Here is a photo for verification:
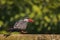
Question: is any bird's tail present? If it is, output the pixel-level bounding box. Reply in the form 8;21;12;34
4;33;11;38
4;28;13;38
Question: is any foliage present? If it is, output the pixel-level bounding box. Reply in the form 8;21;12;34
0;0;60;34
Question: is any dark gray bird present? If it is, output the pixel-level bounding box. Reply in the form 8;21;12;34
4;18;34;37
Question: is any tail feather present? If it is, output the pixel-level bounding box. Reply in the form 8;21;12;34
4;28;14;38
4;33;11;38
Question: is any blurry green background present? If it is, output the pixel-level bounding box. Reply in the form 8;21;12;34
0;0;60;34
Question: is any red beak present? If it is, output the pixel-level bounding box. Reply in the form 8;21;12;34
28;19;34;22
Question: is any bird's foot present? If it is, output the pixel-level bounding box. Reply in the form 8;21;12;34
21;31;27;34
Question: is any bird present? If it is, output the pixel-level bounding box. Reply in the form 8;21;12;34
4;18;34;37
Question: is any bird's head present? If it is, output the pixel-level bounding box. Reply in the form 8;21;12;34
24;18;34;23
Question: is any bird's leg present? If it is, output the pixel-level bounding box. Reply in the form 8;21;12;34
21;30;27;34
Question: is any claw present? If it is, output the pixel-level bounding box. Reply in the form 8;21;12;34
21;31;27;33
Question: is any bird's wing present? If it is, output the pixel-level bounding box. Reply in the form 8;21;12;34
13;20;28;30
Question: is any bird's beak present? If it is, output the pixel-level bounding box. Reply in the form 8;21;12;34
28;19;34;22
